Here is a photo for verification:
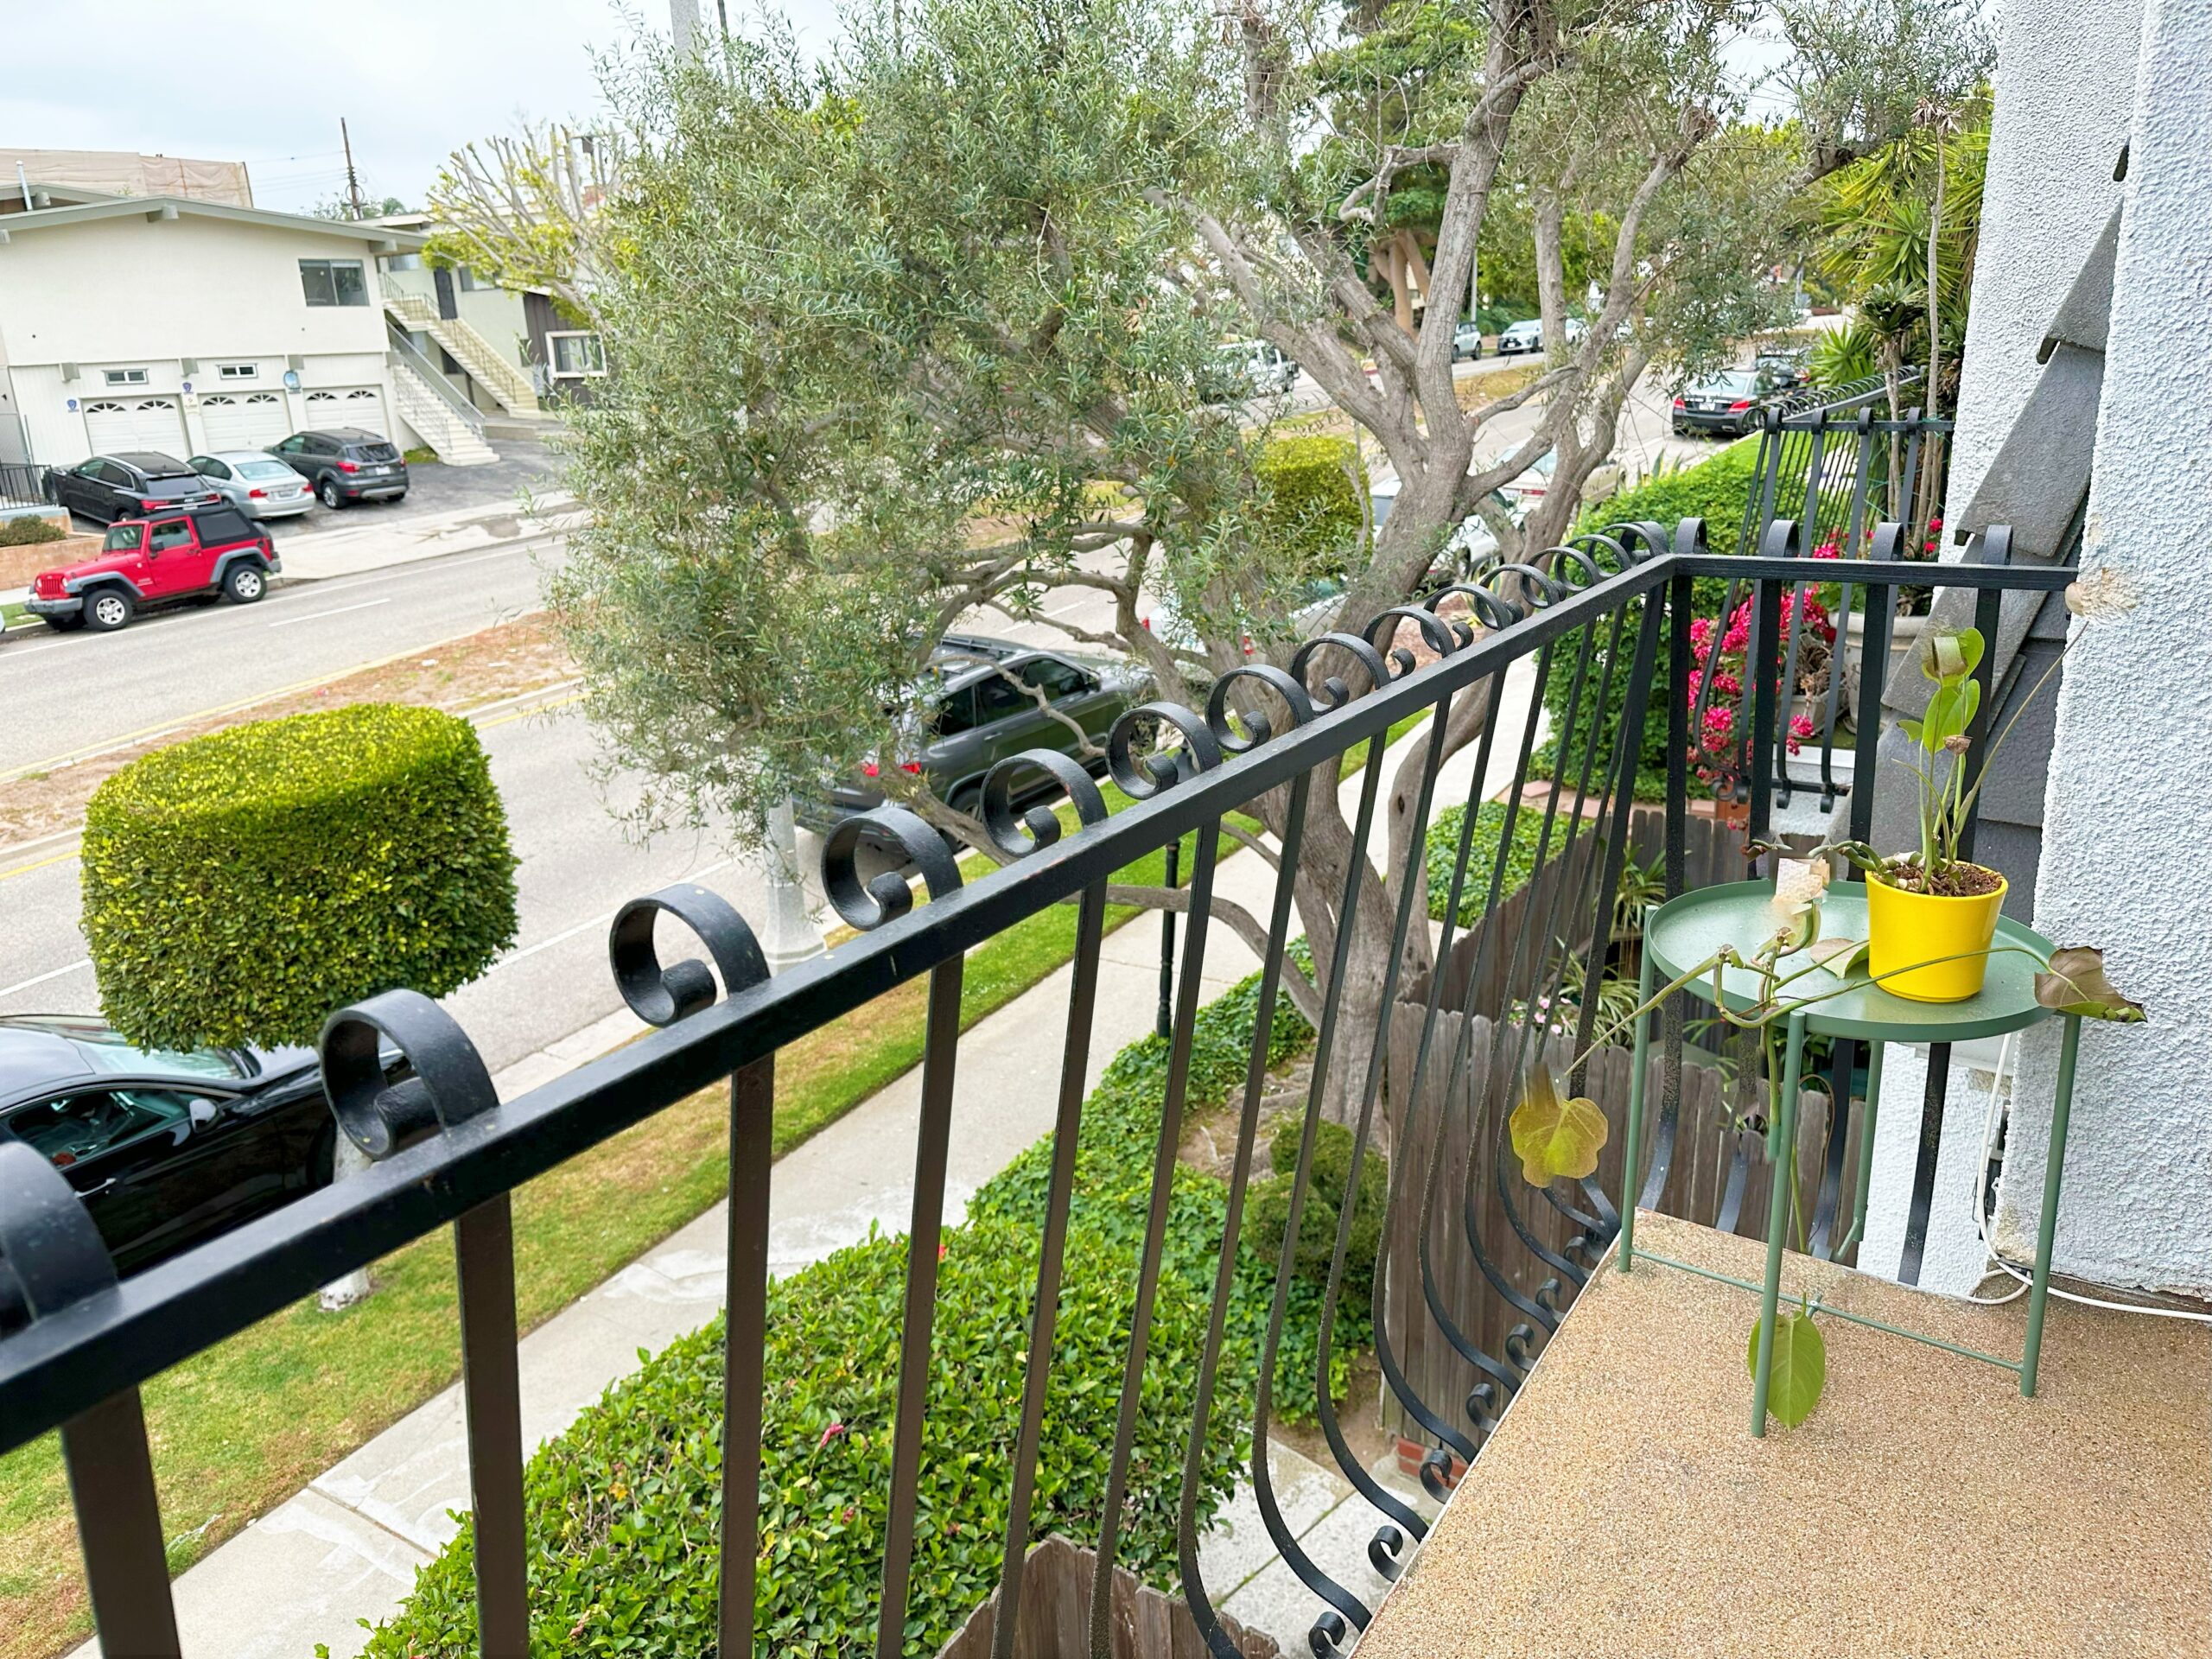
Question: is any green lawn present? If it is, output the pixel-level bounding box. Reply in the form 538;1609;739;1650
0;709;1435;1659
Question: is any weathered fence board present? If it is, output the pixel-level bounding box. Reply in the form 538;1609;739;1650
936;1535;1279;1659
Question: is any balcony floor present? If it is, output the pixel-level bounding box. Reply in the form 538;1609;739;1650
1357;1212;2210;1657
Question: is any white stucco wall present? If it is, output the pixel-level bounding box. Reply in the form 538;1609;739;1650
0;213;402;464
1942;0;2144;524
1858;0;2152;1295
1996;0;2212;1296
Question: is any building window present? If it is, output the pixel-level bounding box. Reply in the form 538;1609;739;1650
299;258;369;308
386;252;424;271
216;363;257;381
548;331;607;377
457;265;481;291
102;367;149;387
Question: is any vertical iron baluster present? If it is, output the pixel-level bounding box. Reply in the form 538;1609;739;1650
1849;524;1904;846
876;951;966;1659
1898;1041;1952;1286
1898;406;1928;544
454;1194;529;1659
1775;432;1821;811
1745;525;1796;847
1178;778;1312;1657
1243;732;1398;1653
1818;410;1882;809
1090;818;1224;1658
60;1390;183;1659
1316;689;1469;1551
1808;1037;1857;1260
1956;566;2007;864
1648;562;1696;1211
718;1055;774;1659
992;881;1109;1658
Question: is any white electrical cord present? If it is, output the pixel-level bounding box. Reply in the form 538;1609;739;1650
1964;1032;2212;1324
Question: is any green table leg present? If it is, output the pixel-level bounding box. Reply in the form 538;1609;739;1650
1751;1010;1807;1437
1842;1039;1884;1258
2020;1015;2081;1398
1620;923;1656;1274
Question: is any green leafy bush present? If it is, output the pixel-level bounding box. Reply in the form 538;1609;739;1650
81;702;518;1048
1423;800;1552;925
1240;1120;1389;1306
365;949;1333;1658
1530;444;1766;799
0;514;67;547
1255;434;1363;562
361;1214;1240;1658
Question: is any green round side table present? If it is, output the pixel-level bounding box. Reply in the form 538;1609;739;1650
1616;880;2082;1437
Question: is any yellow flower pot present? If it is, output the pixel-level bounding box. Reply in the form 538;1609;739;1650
1866;870;2008;1001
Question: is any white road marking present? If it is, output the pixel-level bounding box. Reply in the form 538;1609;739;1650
266;598;392;629
0;958;92;1001
484;856;742;971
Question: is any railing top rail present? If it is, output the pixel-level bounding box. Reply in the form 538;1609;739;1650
386;324;488;434
0;536;2073;1449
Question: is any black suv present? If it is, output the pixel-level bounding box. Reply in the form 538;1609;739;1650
269;427;410;509
42;452;220;524
798;634;1146;830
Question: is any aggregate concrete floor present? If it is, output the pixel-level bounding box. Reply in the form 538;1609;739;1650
1357;1211;2211;1658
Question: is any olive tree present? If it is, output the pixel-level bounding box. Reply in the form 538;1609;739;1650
545;0;1982;1121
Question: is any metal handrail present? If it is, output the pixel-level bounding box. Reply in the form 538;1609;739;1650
385;324;486;435
384;293;537;410
0;526;2075;1659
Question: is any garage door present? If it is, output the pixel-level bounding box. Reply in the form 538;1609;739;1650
303;386;391;442
83;397;188;456
198;391;289;449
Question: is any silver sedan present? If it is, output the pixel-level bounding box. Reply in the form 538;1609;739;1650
188;450;316;519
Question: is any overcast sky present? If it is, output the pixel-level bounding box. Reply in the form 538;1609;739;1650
9;1;843;216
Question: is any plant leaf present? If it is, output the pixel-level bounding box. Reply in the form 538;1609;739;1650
1807;937;1869;976
2033;945;2145;1023
1747;1308;1827;1428
1510;1064;1609;1187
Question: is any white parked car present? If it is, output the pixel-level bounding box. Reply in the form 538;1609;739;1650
1212;339;1300;398
1496;317;1587;355
1452;321;1484;359
189;451;315;520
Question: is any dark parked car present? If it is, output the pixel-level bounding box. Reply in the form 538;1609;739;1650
798;634;1145;830
269;427;409;509
0;1015;338;1275
42;452;220;524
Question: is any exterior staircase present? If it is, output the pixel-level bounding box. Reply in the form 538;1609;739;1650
383;292;542;415
388;346;499;467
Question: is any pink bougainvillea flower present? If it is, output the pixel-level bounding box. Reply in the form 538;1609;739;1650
818;1422;847;1451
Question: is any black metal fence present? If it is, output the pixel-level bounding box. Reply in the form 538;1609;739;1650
0;520;2070;1659
0;461;50;511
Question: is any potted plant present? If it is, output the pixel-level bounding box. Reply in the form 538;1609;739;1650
1827;620;2063;1000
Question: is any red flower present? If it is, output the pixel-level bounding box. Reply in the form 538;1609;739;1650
818;1422;846;1451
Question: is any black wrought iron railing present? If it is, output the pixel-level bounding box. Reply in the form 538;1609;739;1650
0;519;2071;1659
0;461;49;511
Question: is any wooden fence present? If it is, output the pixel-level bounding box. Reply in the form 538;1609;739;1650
936;1535;1279;1659
1375;805;1866;1446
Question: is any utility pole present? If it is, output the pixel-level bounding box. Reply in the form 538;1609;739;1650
670;0;700;52
340;118;365;219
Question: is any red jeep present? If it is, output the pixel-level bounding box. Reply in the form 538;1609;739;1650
24;505;281;633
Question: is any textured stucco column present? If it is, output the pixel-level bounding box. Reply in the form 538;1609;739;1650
1855;0;2146;1292
1994;0;2212;1296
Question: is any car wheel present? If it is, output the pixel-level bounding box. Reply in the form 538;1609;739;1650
224;563;268;604
318;477;345;509
85;588;136;632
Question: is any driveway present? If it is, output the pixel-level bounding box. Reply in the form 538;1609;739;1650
263;435;564;543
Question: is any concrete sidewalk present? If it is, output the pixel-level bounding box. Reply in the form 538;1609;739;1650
77;676;1537;1659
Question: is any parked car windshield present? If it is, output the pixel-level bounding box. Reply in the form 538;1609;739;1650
348;442;401;462
1693;370;1760;397
236;460;295;480
0;1015;245;1082
102;524;145;552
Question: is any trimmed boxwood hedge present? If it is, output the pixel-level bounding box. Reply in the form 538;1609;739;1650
363;946;1350;1657
81;702;518;1049
1255;434;1364;559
